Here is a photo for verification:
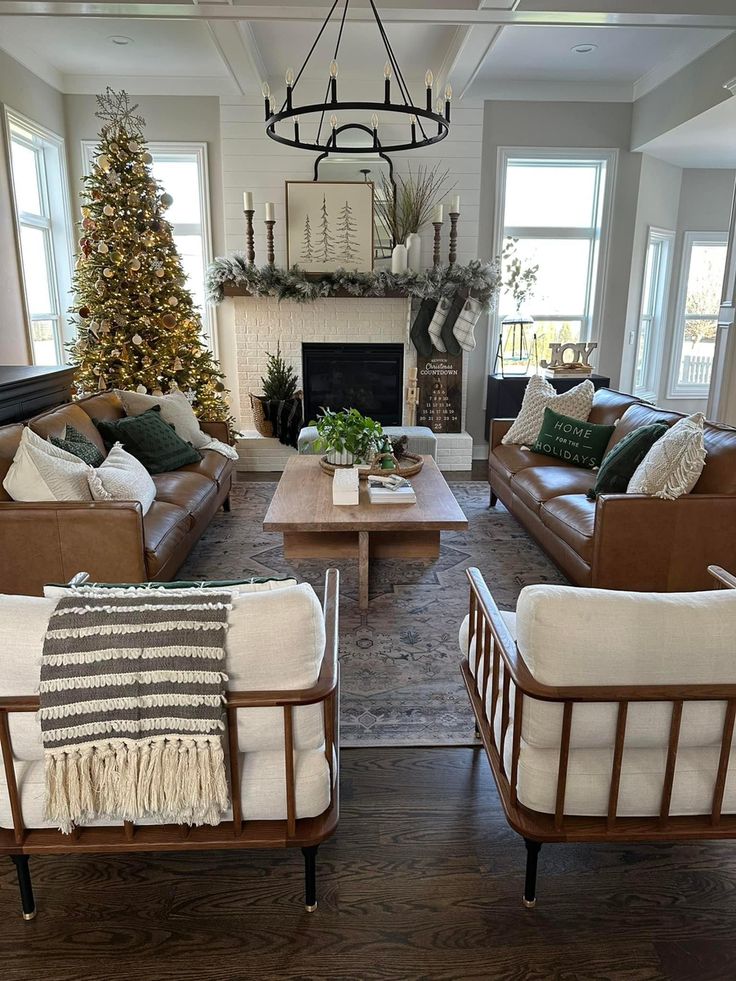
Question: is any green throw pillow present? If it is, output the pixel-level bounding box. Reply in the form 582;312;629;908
95;405;201;474
587;423;668;500
49;424;105;467
532;407;614;470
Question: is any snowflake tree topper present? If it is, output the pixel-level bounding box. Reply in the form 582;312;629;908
94;88;145;135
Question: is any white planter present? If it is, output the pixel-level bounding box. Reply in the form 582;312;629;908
405;232;422;273
326;448;355;466
391;243;408;274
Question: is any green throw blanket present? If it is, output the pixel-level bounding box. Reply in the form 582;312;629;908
39;589;232;834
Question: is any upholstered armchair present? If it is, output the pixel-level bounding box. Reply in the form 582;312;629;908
460;565;736;907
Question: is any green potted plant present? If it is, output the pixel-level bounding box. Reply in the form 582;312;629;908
309;407;384;466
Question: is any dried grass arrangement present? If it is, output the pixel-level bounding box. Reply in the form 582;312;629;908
374;164;455;245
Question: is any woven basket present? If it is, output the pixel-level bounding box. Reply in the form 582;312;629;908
249;393;273;438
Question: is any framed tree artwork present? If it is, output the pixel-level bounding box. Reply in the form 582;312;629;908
286;181;374;273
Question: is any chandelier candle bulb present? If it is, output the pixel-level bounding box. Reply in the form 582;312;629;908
330;59;338;102
262;81;271;120
384;61;392;102
293;115;300;142
410;114;417;143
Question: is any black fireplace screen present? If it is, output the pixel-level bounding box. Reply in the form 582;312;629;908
302;342;404;426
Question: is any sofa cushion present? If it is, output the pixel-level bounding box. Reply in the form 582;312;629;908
606;402;683;454
531;407;614;470
502;375;595;446
143;500;192;574
151;470;218;518
539;494;596;563
512;467;596;513
628;412;706;499
75;391;126;424
694;421;736;495
587;388;645;427
95;406;202;474
179;448;232;488
49;424;106;467
0;424;24;500
29;402;107;455
490;443;572;481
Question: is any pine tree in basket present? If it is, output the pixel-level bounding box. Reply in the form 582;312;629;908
68;88;231;423
261;344;298;402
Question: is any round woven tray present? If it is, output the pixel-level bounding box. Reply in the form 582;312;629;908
319;452;424;479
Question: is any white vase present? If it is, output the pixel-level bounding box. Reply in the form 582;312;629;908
405;232;422;273
327;448;355;466
391;244;408;274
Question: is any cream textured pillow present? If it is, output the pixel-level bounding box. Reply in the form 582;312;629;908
116;388;238;460
86;442;156;514
627;412;706;499
2;427;93;502
502;375;595;446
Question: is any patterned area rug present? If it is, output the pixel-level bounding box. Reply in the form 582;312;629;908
179;480;567;746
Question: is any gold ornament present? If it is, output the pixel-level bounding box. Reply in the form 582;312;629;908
130;257;141;271
142;152;153;164
103;204;114;217
152;388;164;397
155;267;165;278
113;218;125;232
160;193;174;208
161;313;176;329
140;294;152;308
168;296;178;307
136;383;147;395
132;333;143;345
128;139;139;152
98;154;111;172
97;242;109;254
127;191;138;206
103;267;115;278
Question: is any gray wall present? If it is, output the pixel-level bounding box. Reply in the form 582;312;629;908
0;49;68;364
476;100;642;444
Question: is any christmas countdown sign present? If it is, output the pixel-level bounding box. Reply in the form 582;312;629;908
417;353;462;433
285;181;374;274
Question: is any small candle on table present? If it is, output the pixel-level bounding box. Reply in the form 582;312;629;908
243;191;253;211
433;204;443;224
265;202;275;221
451;195;461;214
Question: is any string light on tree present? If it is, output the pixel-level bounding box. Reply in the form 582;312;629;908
68;87;232;425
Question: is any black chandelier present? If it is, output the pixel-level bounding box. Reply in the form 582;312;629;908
263;0;451;155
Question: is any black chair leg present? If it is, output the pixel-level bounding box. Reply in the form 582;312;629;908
302;845;319;912
223;495;232;513
11;856;36;921
523;838;542;908
489;488;497;508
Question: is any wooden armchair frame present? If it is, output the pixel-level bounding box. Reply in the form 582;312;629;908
0;569;340;919
461;565;736;908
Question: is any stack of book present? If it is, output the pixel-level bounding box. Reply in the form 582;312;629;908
367;474;416;505
544;363;593;378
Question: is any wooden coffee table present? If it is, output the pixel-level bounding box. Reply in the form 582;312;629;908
264;455;468;609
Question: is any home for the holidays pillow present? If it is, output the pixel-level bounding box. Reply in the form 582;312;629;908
532;408;614;469
627;412;706;499
502;375;595;446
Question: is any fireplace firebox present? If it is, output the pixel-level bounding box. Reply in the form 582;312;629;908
302;343;404;426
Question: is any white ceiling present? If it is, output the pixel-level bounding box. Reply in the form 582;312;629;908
641;96;736;169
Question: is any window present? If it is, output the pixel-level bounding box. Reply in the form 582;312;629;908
496;151;615;363
81;141;215;349
669;232;728;397
6;111;73;365
634;228;674;401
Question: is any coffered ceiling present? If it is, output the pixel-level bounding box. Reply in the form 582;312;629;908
0;1;733;103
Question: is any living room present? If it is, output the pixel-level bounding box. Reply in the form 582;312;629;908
1;2;736;979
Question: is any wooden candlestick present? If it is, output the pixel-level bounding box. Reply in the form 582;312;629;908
432;222;443;268
265;220;276;266
244;209;255;264
448;211;459;265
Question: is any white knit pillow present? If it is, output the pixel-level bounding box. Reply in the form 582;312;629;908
87;443;156;514
627;412;706;499
502;375;595;446
2;427;93;502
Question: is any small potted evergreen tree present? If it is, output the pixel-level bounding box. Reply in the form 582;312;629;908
250;344;303;446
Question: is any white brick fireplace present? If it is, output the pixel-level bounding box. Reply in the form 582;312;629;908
222;293;473;470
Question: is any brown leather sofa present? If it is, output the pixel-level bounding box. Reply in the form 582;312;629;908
489;387;736;592
0;392;234;595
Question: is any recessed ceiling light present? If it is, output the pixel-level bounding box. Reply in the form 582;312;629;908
571;43;597;54
108;35;133;46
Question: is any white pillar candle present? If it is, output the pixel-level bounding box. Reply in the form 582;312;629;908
451;195;461;213
243;191;253;211
433;204;443;223
391;243;408;274
265;201;275;221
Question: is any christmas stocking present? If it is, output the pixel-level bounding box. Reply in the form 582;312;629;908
428;296;451;352
452;295;484;352
439;292;467;356
409;297;438;358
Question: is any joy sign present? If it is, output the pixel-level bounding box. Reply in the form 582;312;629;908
540;342;598;369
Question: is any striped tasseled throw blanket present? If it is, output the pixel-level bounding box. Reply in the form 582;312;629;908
39;589;232;834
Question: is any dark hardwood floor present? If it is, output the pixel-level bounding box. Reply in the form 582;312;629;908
2;747;735;980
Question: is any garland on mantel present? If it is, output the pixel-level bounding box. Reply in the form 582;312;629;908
206;254;502;309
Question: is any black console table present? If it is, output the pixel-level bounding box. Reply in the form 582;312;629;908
0;365;75;425
485;372;611;441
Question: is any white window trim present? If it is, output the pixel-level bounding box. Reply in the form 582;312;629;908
5;106;74;365
80;139;217;354
634;226;675;403
489;146;618;375
667;230;728;400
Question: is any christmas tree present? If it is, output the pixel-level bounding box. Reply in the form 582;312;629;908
69;88;231;423
336;200;358;261
318;194;334;262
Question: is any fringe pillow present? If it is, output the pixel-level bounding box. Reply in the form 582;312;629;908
627;412;706;499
